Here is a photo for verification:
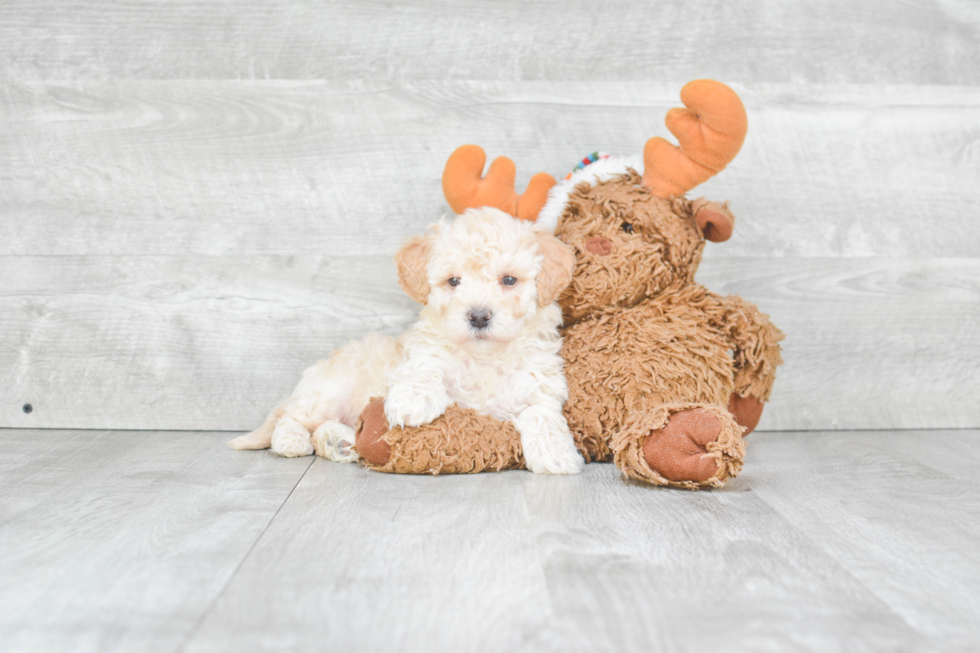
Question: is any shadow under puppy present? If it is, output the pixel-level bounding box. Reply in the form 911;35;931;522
229;207;583;474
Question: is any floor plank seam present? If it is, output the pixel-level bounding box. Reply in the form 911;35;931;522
752;491;929;640
173;454;317;653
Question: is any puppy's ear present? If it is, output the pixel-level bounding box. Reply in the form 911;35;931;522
395;235;433;304
535;232;577;308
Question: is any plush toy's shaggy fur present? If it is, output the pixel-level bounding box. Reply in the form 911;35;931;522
552;170;782;487
357;400;525;475
356;79;785;489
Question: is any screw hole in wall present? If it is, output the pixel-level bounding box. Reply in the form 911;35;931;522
23;403;33;414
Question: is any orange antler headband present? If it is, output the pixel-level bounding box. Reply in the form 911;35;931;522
442;145;556;222
643;80;748;199
443;81;746;219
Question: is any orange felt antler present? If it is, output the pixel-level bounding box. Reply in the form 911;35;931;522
442;145;556;221
643;80;748;199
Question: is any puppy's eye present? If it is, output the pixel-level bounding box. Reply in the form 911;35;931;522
502;276;517;286
621;222;634;234
448;277;460;287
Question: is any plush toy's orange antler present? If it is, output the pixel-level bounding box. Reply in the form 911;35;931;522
442;145;556;221
643;80;748;199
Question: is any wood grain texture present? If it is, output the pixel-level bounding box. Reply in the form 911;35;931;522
747;430;980;650
4;256;977;431
521;462;925;652
2;81;978;258
0;253;417;430
0;1;977;84
696;257;980;431
2;429;978;652
181;430;978;653
1;1;979;434
0;429;313;653
2;3;978;651
184;460;555;653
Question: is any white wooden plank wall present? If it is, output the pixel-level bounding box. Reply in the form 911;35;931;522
1;1;978;431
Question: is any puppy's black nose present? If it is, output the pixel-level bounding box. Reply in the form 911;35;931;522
468;308;492;329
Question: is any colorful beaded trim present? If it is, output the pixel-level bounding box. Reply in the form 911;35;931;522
565;151;610;179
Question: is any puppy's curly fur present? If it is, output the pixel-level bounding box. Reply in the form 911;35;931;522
229;208;583;474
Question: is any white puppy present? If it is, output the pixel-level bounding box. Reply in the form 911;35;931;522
229;207;584;474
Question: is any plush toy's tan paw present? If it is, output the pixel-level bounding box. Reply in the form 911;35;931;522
612;403;745;489
355;398;391;466
728;393;764;435
642;409;724;483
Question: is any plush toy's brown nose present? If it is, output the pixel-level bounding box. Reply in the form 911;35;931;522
468;308;492;329
586;236;612;256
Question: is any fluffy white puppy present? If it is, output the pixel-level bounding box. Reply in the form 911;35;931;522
229;207;584;474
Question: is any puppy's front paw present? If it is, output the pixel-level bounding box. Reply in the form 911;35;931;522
523;438;585;475
385;381;451;428
516;406;584;475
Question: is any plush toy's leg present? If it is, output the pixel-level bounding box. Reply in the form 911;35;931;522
728;393;765;435
355;398;391;466
354;398;525;474
715;293;784;436
611;402;745;489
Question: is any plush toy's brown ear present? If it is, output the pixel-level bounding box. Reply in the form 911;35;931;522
394;235;433;304
691;199;735;243
535;232;577;308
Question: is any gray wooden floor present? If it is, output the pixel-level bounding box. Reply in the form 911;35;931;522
2;428;978;653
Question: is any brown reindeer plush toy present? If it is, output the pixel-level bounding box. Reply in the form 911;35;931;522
356;80;784;489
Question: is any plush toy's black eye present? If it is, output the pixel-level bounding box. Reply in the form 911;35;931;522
621;222;634;234
502;276;517;286
448;277;460;287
